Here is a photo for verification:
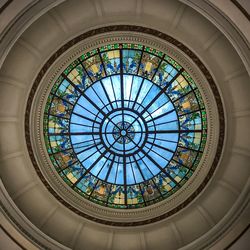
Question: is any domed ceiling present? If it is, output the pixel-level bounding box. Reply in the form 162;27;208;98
0;0;249;249
42;40;209;209
25;26;223;226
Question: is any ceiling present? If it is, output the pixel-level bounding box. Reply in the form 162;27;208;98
0;0;249;249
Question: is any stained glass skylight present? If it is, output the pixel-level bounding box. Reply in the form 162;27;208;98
43;43;207;209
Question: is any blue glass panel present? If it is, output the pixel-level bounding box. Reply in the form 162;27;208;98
107;163;118;183
137;79;152;103
116;164;124;184
45;44;208;209
111;75;121;102
126;163;135;185
130;76;143;102
123;75;133;100
132;163;144;183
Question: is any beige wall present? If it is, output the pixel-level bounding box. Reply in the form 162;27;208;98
0;1;249;249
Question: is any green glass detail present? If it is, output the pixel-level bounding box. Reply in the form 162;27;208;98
43;43;208;209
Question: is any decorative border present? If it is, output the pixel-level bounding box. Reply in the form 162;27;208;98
0;0;13;15
34;34;216;221
32;34;216;222
0;225;26;250
25;25;225;226
231;0;250;21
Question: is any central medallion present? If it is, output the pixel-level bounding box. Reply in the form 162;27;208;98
112;121;135;144
100;107;148;156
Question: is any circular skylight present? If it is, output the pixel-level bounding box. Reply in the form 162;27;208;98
44;43;207;209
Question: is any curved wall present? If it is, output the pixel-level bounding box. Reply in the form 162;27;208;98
0;0;249;249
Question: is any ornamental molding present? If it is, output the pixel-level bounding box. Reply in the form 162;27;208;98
26;26;224;226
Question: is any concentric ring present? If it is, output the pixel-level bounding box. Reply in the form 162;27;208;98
43;43;208;209
100;107;148;156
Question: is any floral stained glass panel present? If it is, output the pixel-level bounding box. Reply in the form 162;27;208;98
43;43;207;209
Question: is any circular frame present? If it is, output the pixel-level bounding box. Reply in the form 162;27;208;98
25;25;224;226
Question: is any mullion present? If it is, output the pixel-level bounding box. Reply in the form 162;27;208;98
52;92;74;106
46;113;70;121
78;59;94;84
120;45;124;109
90;85;111;112
148;136;178;144
97;48;108;77
128;157;137;184
59;80;80;96
72;146;106;187
72;137;100;147
138;156;164;198
147;129;202;134
132;155;146;181
48;131;121;136
49;140;98;156
129;156;147;206
146;140;175;154
140;68;184;116
120;48;125;128
131;78;145;110
100;79;114;110
76;102;102;119
150;54;165;81
88;154;112;198
58;159;79;173
72;135;122;187
172;157;192;170
178;145;203;153
136;46;145;75
123;155;127;205
173;88;197;103
143;99;171;120
147;119;178;128
75;141;102;156
140;148;180;187
128;75;134;107
105;184;113;206
144;144;172;162
114;157;121;185
104;154;116;182
179;108;205;117
136;83;154;112
146;109;175;123
72;111;101;125
88;179;101;199
48;132;100;136
110;76;118;109
122;136;127;204
73;141;99;150
101;129;201;135
70;122;99;129
62;73;107;117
